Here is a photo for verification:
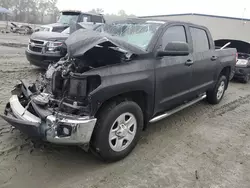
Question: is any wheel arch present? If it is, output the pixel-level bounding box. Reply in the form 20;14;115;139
94;90;152;130
219;66;231;89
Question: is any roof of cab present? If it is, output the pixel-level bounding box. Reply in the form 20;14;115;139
60;10;103;16
115;18;206;28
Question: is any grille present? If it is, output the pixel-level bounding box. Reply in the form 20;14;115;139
30;39;44;45
29;46;42;53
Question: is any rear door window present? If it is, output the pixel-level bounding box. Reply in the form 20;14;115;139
52;27;65;32
162;26;187;49
79;14;91;22
91;15;104;23
190;27;210;52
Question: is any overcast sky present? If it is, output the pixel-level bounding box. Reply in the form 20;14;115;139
57;0;250;19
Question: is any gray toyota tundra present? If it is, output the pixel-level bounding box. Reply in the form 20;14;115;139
1;19;237;162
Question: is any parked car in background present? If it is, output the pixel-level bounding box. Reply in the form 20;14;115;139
234;53;250;83
1;19;236;162
215;39;250;83
26;23;103;68
35;10;105;33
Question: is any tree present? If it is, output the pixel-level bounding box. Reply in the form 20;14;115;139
118;10;126;17
47;0;60;22
0;0;59;24
0;0;15;9
0;0;137;24
88;8;104;14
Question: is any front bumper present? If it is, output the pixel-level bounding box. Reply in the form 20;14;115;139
45;115;97;145
25;49;62;69
1;94;97;145
234;66;250;78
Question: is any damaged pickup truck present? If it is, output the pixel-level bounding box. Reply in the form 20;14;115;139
1;19;237;162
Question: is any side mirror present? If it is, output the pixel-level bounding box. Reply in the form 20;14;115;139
157;42;190;57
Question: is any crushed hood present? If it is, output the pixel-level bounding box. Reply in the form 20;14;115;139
65;29;147;58
30;31;69;41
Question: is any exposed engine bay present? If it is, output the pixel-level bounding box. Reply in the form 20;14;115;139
34;40;136;116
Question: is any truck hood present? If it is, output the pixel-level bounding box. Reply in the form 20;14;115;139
65;29;147;58
30;31;69;41
215;39;250;54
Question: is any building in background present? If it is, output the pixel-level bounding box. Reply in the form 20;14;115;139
140;13;250;42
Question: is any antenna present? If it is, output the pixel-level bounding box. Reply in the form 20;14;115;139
242;8;247;24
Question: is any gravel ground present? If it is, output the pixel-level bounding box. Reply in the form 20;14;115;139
0;37;250;188
0;33;29;47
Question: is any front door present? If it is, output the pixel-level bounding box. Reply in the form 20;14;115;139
154;25;193;114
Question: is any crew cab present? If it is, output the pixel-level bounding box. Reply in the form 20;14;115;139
1;19;236;162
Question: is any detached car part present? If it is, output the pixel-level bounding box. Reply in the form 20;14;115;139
10;22;33;35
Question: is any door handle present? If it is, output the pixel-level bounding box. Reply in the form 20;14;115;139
211;56;217;61
185;59;194;66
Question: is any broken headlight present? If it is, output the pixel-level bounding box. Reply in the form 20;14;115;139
236;59;250;66
67;73;87;99
46;41;63;52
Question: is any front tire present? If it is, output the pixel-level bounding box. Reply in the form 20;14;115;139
207;75;227;104
91;101;143;162
242;74;249;84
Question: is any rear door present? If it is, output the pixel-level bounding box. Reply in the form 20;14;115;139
188;26;217;95
154;24;193;114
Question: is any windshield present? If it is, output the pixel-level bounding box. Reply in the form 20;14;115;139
39;26;51;32
62;27;70;34
95;21;163;49
58;12;80;25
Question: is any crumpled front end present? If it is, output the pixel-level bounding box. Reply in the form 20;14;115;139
2;28;143;146
1;77;97;146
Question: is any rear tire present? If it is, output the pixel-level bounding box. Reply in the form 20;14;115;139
91;101;143;162
207;75;227;104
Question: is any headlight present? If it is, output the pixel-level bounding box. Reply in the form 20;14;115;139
236;59;249;66
46;41;63;52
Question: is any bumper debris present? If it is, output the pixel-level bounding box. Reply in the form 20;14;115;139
1;82;97;145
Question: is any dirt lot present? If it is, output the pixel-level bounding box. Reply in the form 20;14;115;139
0;33;28;47
0;35;250;188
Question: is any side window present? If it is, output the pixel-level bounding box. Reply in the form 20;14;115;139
190;27;209;52
162;26;187;49
79;14;91;22
52;27;65;32
91;15;104;23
